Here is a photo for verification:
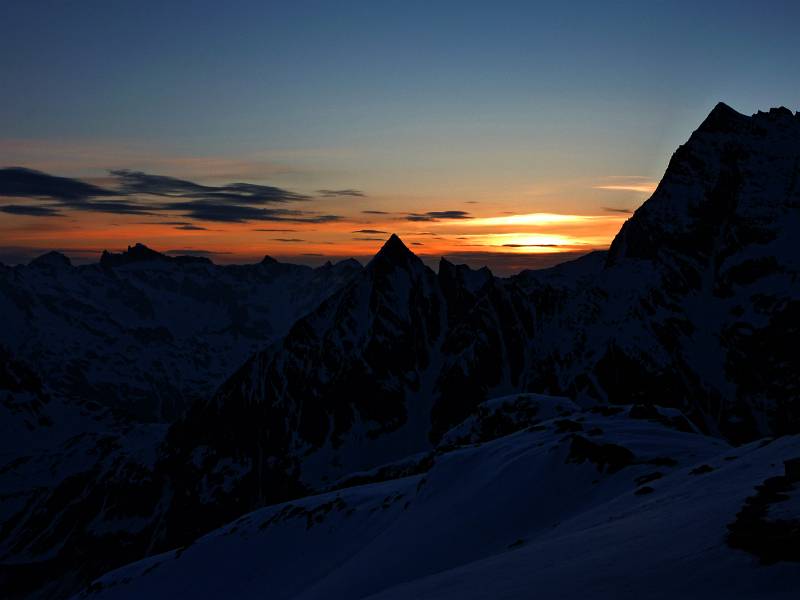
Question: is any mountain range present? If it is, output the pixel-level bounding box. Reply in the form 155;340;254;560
1;103;798;599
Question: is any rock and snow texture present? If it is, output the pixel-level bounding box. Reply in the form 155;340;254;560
521;103;800;441
0;245;361;420
81;401;800;600
1;104;799;599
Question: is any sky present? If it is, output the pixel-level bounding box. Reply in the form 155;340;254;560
1;0;798;274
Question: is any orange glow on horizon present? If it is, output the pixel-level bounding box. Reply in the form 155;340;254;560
0;207;630;265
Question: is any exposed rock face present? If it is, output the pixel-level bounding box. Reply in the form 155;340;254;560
524;103;800;442
0;245;362;421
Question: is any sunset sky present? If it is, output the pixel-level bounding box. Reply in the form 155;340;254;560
2;1;798;274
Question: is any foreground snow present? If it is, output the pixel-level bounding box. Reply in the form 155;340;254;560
80;402;800;599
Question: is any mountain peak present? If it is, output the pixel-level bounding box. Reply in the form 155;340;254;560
375;234;414;261
29;250;72;269
367;234;425;275
696;101;747;133
100;243;168;268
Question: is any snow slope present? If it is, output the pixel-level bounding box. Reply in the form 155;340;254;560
80;398;800;599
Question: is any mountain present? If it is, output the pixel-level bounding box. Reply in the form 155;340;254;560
522;103;800;442
141;233;540;555
0;245;361;421
79;395;800;600
152;104;800;546
1;103;799;599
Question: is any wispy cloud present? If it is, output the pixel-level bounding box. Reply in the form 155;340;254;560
593;176;657;194
462;213;599;227
1;204;64;216
602;206;633;214
352;229;387;234
406;210;472;222
501;243;562;248
111;169;309;204
0;167;120;201
1;167;346;224
164;248;232;256
316;189;365;197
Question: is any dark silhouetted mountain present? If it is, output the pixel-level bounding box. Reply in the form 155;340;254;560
2;104;800;599
523;102;800;441
28;250;72;269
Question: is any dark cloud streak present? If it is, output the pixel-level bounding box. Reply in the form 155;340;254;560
405;210;472;222
317;189;365;197
1;167;345;224
111;170;308;204
1;204;64;216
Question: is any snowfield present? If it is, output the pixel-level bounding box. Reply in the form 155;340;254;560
80;400;800;599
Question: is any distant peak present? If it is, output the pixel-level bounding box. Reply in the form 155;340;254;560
261;255;278;265
29;250;72;269
369;234;421;271
100;243;168;268
378;234;411;257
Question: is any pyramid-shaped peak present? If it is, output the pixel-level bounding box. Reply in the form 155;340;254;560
367;234;424;273
376;234;414;260
696;102;747;134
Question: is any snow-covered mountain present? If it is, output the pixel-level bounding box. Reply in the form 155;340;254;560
0;245;361;420
79;395;800;600
1;103;799;599
522;103;800;442
151;105;800;543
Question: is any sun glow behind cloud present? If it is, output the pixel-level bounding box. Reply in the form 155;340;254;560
460;212;601;227
0;166;639;269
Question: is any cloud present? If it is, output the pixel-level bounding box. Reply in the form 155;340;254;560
316;189;365;197
273;238;305;242
405;210;472;222
362;210;389;215
174;224;208;230
353;237;384;241
593;176;657;194
501;243;561;248
602;206;633;214
164;249;232;256
0;167;119;201
164;202;342;223
594;184;657;193
2;167;338;224
1;204;63;216
253;228;298;232
61;199;158;215
352;229;387;234
0;167;350;225
111;170;309;204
